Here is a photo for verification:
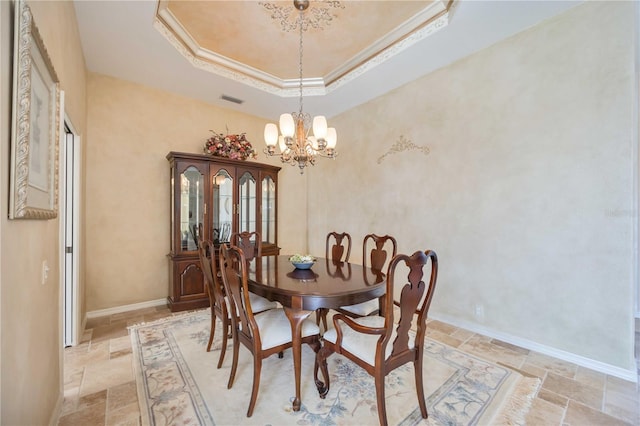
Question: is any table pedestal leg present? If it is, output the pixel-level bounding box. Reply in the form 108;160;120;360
283;307;311;412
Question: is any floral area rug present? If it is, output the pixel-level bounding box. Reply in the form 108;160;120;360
129;310;540;426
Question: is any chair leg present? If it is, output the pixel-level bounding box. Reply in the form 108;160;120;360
217;316;229;369
315;308;329;332
227;328;240;389
414;358;428;419
314;345;331;398
374;373;388;426
247;356;262;417
206;309;217;352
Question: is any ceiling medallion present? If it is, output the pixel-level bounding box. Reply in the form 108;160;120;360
259;0;344;32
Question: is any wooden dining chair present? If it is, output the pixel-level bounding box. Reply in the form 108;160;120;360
316;232;353;330
314;250;439;426
198;240;277;367
336;234;398;318
318;232;394;330
230;231;262;262
198;240;230;366
219;243;321;417
325;231;352;262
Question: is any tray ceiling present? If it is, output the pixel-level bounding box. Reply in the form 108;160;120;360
155;0;453;96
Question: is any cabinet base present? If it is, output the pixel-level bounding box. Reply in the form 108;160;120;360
167;297;210;312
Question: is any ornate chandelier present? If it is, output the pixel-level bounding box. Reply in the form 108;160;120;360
263;0;337;174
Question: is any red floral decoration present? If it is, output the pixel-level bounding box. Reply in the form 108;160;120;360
204;130;257;161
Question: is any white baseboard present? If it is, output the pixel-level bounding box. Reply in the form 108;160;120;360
430;312;638;383
86;298;167;319
48;393;63;426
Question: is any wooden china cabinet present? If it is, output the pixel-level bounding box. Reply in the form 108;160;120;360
167;151;281;311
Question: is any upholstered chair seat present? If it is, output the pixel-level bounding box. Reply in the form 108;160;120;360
252;309;320;349
248;293;278;314
337;299;381;318
321;315;415;367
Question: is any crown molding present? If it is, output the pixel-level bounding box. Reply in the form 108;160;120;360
154;0;453;97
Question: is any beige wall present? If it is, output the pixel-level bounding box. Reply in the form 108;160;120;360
308;2;636;372
0;0;87;424
85;74;308;311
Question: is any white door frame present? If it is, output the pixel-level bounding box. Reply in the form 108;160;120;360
61;114;81;347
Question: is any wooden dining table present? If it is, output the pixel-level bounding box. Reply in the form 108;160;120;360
246;255;386;411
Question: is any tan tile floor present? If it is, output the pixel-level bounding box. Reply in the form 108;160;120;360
58;306;640;425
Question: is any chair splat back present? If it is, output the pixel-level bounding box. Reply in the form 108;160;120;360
363;234;397;271
387;250;438;357
198;241;224;307
325;231;352;262
220;244;259;345
230;231;262;262
198;240;232;363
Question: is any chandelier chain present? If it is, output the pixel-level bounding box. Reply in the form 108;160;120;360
298;8;304;117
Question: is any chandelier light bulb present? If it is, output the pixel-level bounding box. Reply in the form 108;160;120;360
312;116;327;140
326;127;337;149
279;114;295;138
264;123;278;147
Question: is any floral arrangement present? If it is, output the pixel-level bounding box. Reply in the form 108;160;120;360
204;130;257;161
289;254;316;264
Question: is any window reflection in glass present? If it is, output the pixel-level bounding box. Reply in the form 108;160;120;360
239;172;256;234
213;169;233;244
180;166;204;251
262;176;276;244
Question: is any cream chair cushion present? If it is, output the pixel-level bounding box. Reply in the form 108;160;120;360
249;292;278;313
224;293;277;316
322;316;415;367
338;298;379;316
254;309;320;350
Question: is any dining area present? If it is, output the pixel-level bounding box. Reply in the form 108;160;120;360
197;230;439;425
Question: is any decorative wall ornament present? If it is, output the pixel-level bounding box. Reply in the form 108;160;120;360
259;1;344;32
9;0;61;219
377;135;430;164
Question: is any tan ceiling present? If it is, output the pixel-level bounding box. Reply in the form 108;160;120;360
155;0;452;95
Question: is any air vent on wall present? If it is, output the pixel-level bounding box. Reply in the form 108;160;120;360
220;94;244;105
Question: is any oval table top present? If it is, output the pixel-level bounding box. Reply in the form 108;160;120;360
247;255;386;311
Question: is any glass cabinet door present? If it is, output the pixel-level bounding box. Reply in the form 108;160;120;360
239;171;256;234
212;169;233;244
262;175;276;245
180;166;204;252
